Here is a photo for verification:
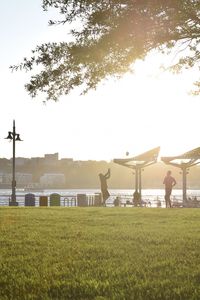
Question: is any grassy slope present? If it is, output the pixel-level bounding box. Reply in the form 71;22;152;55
0;207;200;300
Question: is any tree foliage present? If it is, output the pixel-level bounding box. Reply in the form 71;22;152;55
11;0;200;101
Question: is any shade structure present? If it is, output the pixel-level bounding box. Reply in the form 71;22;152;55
161;147;200;206
114;147;160;204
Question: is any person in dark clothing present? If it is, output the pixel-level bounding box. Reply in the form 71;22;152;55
99;169;111;205
163;170;176;208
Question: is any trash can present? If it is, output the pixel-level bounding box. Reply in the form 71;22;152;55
94;193;102;206
77;194;88;207
25;193;35;206
39;196;48;206
50;193;60;206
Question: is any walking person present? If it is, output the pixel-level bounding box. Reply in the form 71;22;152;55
99;168;111;206
163;170;176;208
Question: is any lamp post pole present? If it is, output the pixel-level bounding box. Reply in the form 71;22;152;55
12;120;16;202
5;120;22;206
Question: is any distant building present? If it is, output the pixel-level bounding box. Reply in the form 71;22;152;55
44;153;59;166
30;157;44;166
10;157;29;166
15;157;29;166
0;172;4;184
40;173;65;187
0;173;12;184
0;172;32;185
74;160;83;167
16;173;33;185
59;158;73;166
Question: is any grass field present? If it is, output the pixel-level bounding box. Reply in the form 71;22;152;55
0;207;200;300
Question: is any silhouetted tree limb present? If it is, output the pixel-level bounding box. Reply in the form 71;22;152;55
11;0;200;101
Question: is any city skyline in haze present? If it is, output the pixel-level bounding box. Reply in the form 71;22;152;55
0;1;200;161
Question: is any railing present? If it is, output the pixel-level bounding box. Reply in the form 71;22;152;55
0;193;100;207
0;193;200;207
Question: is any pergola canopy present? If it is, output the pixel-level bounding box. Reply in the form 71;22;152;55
114;146;160;169
113;147;160;203
161;147;200;168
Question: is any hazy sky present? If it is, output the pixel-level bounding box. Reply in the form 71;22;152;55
0;1;200;161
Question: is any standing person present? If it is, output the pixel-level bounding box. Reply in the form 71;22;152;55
99;168;111;206
163;170;176;208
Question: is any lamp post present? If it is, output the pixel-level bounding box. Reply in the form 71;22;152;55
5;120;22;206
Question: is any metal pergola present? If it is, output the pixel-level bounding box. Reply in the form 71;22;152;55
113;147;160;202
161;147;200;207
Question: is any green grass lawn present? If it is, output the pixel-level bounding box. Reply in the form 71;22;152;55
0;207;200;300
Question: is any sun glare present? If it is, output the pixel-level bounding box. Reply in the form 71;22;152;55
98;55;200;161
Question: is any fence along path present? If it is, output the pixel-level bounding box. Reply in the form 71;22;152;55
0;192;200;207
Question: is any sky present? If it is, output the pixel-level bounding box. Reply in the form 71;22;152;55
0;1;200;162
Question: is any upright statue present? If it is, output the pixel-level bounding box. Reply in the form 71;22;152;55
99;169;111;205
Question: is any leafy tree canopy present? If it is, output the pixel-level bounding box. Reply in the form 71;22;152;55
11;0;200;101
